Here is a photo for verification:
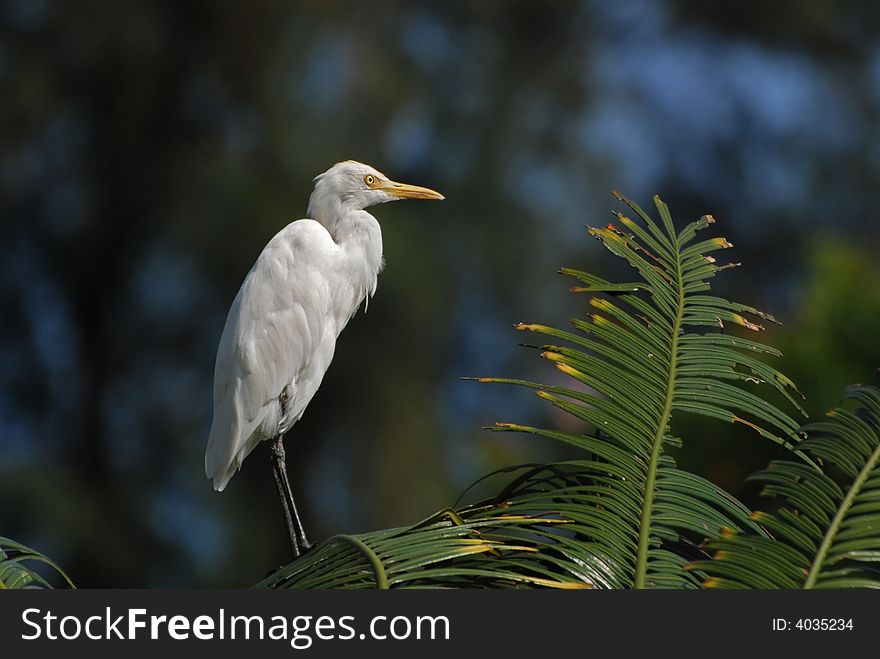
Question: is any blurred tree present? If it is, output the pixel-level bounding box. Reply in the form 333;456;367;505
776;241;880;415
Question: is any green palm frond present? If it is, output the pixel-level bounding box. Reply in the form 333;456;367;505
477;192;806;588
690;384;880;588
261;460;759;589
258;499;592;589
0;536;75;589
465;462;761;588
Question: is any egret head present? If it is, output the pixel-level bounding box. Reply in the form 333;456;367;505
308;160;444;222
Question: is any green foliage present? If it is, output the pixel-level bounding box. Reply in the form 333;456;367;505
690;384;880;588
0;537;74;589
258;502;590;589
478;192;807;587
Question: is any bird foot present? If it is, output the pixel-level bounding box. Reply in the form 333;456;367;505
295;540;315;558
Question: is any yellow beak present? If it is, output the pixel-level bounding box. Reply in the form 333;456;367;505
381;180;445;201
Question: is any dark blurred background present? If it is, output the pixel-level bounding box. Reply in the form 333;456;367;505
2;0;879;586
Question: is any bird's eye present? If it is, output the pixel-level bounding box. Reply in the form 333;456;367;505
364;174;375;187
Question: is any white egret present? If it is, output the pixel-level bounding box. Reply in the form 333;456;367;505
205;160;444;556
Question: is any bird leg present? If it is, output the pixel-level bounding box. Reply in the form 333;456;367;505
270;434;311;557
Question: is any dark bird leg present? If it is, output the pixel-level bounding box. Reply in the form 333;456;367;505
270;434;311;557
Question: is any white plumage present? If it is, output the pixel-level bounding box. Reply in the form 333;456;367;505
206;161;443;493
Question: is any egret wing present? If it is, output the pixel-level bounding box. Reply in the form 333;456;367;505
206;220;339;490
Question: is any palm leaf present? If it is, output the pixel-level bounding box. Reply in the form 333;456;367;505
257;499;592;589
690;384;880;588
0;536;75;589
476;192;806;588
259;462;749;589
